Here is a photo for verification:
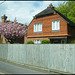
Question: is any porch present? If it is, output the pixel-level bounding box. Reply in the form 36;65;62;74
49;36;68;44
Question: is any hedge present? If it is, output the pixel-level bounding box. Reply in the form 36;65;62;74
41;40;50;44
27;41;34;44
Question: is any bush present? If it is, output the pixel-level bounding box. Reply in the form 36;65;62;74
0;43;6;44
27;41;34;44
41;40;50;44
70;40;75;44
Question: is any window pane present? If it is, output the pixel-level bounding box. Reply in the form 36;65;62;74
38;40;40;44
34;24;36;32
56;20;59;30
57;20;60;30
35;24;36;32
34;40;37;44
40;23;42;31
37;40;41;44
34;24;35;32
52;21;55;30
38;24;39;32
34;40;35;43
55;21;57;30
39;23;41;31
36;24;37;32
39;40;41;44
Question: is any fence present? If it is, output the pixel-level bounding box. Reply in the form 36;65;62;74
0;44;75;73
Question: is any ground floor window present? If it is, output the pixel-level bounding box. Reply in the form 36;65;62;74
34;40;42;44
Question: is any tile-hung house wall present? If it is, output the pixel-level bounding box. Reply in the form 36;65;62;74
24;3;75;44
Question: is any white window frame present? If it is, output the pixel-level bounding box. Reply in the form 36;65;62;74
34;23;42;32
34;40;42;44
52;20;60;31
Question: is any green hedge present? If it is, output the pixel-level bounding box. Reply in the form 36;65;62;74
41;40;50;44
70;40;75;44
27;41;34;44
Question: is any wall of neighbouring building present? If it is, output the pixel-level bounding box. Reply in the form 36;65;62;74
0;44;75;74
67;24;75;42
0;34;6;43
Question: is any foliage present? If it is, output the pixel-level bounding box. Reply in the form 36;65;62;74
55;1;75;23
0;43;6;44
0;22;28;39
70;40;75;44
0;22;29;43
41;40;50;44
27;41;34;44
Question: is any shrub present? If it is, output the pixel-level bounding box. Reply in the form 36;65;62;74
41;40;50;44
0;43;6;44
70;40;75;44
27;41;34;44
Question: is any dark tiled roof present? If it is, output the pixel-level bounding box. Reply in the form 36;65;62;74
34;6;75;26
34;7;54;18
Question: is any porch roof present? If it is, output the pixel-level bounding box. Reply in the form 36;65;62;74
27;34;71;38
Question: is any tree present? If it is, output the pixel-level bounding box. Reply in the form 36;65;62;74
55;1;75;23
0;22;29;43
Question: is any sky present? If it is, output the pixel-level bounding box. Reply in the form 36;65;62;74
0;1;65;25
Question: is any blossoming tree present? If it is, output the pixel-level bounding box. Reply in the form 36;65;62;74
0;22;29;43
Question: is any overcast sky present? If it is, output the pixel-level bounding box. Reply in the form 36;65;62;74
0;1;65;25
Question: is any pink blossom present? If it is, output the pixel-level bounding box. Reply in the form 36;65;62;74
0;22;28;39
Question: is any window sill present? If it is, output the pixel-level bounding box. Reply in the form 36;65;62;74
34;31;42;33
52;30;60;32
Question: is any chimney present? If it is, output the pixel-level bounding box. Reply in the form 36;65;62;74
1;14;7;24
14;17;17;23
49;3;54;9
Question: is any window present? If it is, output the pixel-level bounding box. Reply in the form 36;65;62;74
52;20;60;31
34;40;42;44
34;23;42;32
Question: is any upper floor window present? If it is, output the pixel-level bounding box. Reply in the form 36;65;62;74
34;23;42;32
52;20;60;31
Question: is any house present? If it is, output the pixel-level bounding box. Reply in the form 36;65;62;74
0;15;7;43
24;3;75;44
0;33;6;43
0;14;27;44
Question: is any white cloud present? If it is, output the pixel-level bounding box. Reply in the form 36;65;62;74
0;1;64;25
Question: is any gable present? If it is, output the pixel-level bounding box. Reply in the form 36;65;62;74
34;7;75;27
28;5;75;28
